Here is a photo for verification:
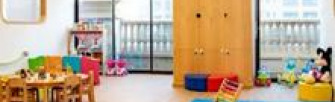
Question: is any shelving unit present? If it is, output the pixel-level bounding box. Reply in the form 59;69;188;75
67;29;107;75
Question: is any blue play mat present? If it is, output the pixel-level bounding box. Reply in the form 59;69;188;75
191;98;333;102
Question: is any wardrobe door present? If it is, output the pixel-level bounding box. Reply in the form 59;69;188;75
224;0;253;87
173;0;200;86
215;0;230;76
196;0;222;74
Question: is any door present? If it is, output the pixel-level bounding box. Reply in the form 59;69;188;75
173;0;200;86
196;0;222;75
224;0;253;87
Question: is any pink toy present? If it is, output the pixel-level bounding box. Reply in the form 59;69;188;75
81;57;100;85
106;59;117;76
106;59;128;76
116;59;128;76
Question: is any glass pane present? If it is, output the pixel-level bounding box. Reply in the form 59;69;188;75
115;0;150;71
78;0;113;74
152;0;173;71
260;0;321;78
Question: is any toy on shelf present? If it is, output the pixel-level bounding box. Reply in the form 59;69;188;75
214;79;243;102
277;57;296;87
300;47;332;84
106;59;128;76
255;66;271;86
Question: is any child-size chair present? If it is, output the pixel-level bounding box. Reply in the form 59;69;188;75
45;56;63;75
81;57;100;85
63;56;81;73
28;56;45;72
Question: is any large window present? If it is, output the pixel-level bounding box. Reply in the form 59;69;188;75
260;0;321;78
152;0;173;71
79;0;173;72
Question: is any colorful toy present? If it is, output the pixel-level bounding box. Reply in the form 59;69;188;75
277;57;296;87
300;47;332;84
106;59;128;76
255;66;271;86
214;79;243;102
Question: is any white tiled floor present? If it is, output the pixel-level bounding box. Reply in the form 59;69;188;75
86;74;299;102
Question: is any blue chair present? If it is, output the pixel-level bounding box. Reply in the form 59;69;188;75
62;56;81;73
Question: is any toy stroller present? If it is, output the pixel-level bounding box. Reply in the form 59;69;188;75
277;57;296;88
107;59;128;76
214;79;243;102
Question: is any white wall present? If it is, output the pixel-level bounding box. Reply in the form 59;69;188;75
320;0;335;96
0;0;74;74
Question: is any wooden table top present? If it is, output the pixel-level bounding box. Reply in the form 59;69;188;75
2;74;88;87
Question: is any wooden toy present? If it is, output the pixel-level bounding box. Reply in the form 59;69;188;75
214;79;243;102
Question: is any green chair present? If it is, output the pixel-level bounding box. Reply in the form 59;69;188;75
28;56;45;72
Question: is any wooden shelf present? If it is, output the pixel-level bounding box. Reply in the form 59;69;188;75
70;30;103;34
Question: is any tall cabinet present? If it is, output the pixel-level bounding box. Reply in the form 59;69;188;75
173;0;253;87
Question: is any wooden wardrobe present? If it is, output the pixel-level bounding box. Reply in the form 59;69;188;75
173;0;253;88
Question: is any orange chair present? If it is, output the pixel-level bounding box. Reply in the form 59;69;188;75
0;80;3;101
45;56;63;75
6;78;28;102
81;71;95;102
54;75;82;102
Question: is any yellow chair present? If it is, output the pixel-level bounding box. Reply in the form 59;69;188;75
298;82;332;101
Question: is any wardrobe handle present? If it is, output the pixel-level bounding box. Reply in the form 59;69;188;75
199;48;204;55
196;13;201;18
223;13;228;18
194;48;199;55
225;49;230;55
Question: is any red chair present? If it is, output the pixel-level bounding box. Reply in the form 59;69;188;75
81;57;100;85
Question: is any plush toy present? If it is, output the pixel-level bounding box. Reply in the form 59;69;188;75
278;57;296;87
315;47;332;83
300;47;332;84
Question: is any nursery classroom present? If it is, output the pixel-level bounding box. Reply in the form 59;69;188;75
1;0;335;102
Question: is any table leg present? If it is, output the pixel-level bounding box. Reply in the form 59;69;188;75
43;86;48;102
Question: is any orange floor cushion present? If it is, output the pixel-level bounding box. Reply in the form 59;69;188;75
298;82;332;101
